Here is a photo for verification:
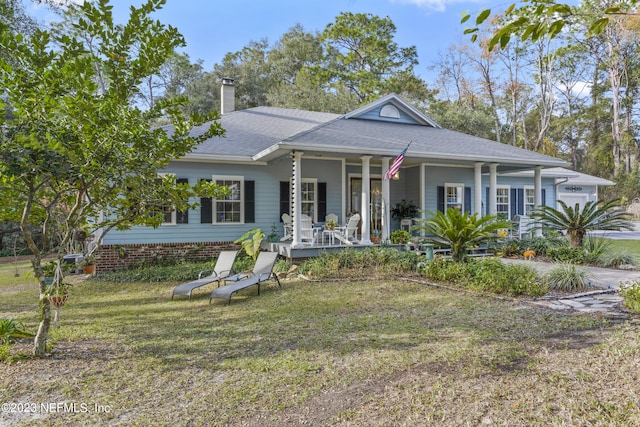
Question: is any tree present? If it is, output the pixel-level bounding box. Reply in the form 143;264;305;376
531;199;634;247
316;12;424;104
461;0;637;51
414;209;511;262
0;0;227;357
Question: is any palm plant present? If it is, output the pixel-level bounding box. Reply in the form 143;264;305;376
414;208;511;262
531;199;633;247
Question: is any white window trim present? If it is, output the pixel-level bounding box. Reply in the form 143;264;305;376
158;173;177;226
524;186;535;216
496;185;510;219
213;175;244;224
296;178;318;222
444;183;464;212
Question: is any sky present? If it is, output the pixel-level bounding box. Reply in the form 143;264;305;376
25;0;512;81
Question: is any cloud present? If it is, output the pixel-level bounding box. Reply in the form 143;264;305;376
391;0;483;12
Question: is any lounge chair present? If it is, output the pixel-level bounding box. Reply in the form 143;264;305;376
171;250;238;300
280;213;292;241
210;251;281;305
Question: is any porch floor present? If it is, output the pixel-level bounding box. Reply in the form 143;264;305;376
269;241;376;260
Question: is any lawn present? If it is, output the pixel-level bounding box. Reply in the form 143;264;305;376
2;264;640;426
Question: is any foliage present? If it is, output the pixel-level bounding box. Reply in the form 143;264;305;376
545;262;592;292
391;199;419;219
461;0;634;50
596;251;637;268
531;200;634;247
390;230;411;244
298;247;419;278
414;209;511;262
0;0;227;356
0;318;34;345
325;220;339;230
620;280;640;313
423;257;545;297
234;229;265;261
546;246;587;264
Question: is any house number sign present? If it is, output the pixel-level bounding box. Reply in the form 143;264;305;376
564;185;583;192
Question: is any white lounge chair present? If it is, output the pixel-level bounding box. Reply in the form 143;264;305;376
210;251;281;305
300;215;318;244
172;250;239;300
333;214;360;245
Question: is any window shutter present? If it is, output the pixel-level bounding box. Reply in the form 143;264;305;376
200;179;212;224
280;181;290;219
244;180;255;223
318;182;327;220
464;187;471;213
176;178;189;224
437;186;444;212
541;189;546;206
517;189;524;215
510;188;517;218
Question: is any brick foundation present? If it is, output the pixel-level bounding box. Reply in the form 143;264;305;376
96;242;241;272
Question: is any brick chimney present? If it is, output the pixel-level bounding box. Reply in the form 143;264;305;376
221;78;235;114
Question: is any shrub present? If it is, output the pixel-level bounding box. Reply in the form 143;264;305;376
423;257;545;297
546;246;587;264
0;318;34;345
390;230;411;244
298;247;419;278
545;262;592;292
620;280;640;313
596;250;637;268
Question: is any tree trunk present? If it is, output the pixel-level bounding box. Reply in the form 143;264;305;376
33;288;52;356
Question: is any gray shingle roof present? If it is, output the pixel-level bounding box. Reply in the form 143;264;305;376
182;98;568;170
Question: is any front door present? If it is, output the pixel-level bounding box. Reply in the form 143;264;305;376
350;177;382;233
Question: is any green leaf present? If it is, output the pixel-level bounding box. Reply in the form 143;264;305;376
476;9;491;25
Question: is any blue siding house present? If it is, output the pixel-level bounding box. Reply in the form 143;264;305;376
100;80;574;266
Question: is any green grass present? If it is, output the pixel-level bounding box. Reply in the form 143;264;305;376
606;239;640;259
3;264;640;426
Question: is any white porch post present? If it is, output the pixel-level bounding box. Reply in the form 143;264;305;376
534;165;543;237
489;163;498;215
291;151;304;248
360;155;372;245
381;157;391;242
474;162;483;215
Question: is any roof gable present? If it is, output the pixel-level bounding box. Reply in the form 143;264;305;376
344;93;440;128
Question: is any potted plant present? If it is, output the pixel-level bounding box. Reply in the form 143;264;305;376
325;219;339;231
47;281;72;308
371;229;380;244
267;224;279;242
81;255;96;275
391;199;419;219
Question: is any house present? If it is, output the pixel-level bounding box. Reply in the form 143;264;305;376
99;79;578;267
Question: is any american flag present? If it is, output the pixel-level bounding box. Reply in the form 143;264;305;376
384;144;409;180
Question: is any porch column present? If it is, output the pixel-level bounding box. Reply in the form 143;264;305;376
534;165;543;237
474;162;483;215
291;151;304;248
489;163;498;215
360;155;372;245
381;157;391;242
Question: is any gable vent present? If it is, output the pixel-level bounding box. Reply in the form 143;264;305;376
380;105;400;119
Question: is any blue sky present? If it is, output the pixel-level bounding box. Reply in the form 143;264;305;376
26;0;510;80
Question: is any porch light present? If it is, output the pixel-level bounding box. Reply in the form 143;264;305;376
392;171;400;180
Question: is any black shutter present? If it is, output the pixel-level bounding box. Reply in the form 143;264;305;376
200;178;212;224
244;180;255;223
437;186;444;212
280;181;290;219
541;189;546;206
318;182;327;220
176;178;189;224
464;187;471;213
510;188;517;218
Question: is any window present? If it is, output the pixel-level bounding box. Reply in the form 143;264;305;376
157;173;176;225
445;183;464;212
301;179;317;221
496;186;510;219
213;176;243;223
525;187;535;215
